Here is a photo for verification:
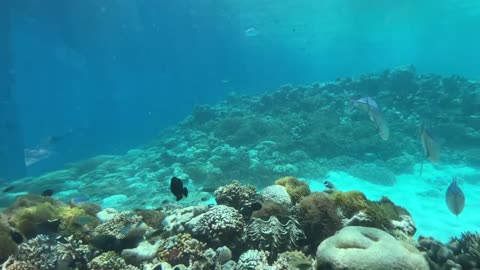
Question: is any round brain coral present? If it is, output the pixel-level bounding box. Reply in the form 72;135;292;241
191;205;245;246
274;176;311;204
214;180;257;210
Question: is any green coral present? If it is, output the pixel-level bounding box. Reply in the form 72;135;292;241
274;176;311;204
0;222;18;264
332;191;407;231
298;192;341;251
5;195;98;240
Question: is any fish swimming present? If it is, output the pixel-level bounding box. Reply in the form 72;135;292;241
170;177;188;201
324;180;335;190
2;185;15;193
41;189;54;197
350;97;389;140
244;27;259;37
446;177;465;217
240;202;262;218
419;122;440;176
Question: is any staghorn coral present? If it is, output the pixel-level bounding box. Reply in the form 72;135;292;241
2;258;36;270
298;192;342;251
214;180;257;210
274;176;311;204
13;235;57;270
451;232;480;267
56;235;92;269
245;216;306;256
157;233;206;266
188;205;245;246
88;251;140;270
6;234;92;270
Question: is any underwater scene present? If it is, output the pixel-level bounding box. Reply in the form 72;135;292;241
1;1;480;270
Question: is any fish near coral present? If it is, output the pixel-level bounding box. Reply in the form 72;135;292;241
419;122;440;176
170;177;188;201
446;177;465;218
350;97;389;140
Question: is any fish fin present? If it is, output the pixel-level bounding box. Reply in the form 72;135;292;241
183;187;188;197
419;159;424;177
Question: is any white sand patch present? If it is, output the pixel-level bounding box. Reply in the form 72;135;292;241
307;163;479;243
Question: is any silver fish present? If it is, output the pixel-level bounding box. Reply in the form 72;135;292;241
445;176;465;217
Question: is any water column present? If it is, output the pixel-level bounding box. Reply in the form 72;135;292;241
0;0;26;181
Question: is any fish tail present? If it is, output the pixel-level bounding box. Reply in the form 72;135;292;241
419;159;424;177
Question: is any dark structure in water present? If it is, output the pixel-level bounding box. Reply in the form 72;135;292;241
0;1;26;181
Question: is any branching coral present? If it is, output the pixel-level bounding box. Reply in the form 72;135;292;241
245;216;306;256
157;233;206;266
452;232;480;263
92;212;142;239
88;251;140;270
189;205;245;247
214;180;257;210
274;177;311;204
5;234;92;270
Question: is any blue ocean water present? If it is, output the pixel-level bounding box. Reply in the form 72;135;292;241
3;1;479;177
1;2;480;267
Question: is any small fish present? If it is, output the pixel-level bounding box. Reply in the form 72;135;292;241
70;196;89;207
419;122;440;176
10;230;23;244
446;177;465;217
324;181;335;190
350;97;379;112
244;27;259;37
41;189;54;197
170;177;188;201
24;147;52;166
240;202;262;217
3;185;15;193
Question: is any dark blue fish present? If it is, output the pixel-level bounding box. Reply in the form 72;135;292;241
41;189;54;197
170;177;188;201
446;177;465;217
324;180;335;190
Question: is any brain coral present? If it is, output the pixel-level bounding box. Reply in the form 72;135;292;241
189;205;245;246
214;180;257;210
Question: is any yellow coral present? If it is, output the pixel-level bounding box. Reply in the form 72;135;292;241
275;176;311;204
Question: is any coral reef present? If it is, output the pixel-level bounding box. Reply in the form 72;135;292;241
419;232;480;270
245;216;306;257
298;192;342;250
214;180;257;210
88;251;140;270
251;200;290;223
188;205;245;247
316;226;429;270
236;250;270;270
157;233;206;266
274;176;311;204
260;185;292;206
